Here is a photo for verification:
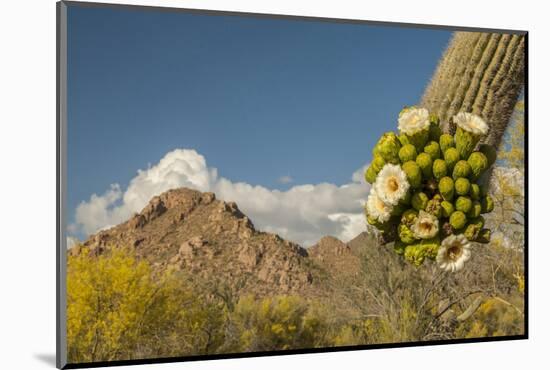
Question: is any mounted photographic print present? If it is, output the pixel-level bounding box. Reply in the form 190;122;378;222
56;1;528;368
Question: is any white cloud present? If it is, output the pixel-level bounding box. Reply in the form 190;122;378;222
277;175;294;184
71;148;370;247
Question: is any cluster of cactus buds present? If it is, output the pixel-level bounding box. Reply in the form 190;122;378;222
365;107;496;271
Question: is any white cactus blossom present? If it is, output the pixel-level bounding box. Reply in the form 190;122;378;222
366;187;392;223
374;164;410;206
411;210;439;239
398;107;431;135
453;112;489;135
437;234;472;272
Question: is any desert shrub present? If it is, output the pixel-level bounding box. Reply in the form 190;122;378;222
66;247;226;362
454;298;524;338
225;295;333;352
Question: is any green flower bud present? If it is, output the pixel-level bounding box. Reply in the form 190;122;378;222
401;209;418;227
481;195;495;213
411;191;429;211
439;134;455;153
424;140;441;161
398;144;418;163
429;114;442;141
452;160;472;180
364;165;378;184
404;237;441;266
444;147;460;172
470;183;481;200
399;223;418;244
438;176;455;201
467;201;481;218
404;245;425;266
455;196;473;214
371;154;386;173
476;228;491;244
366;212;396;233
394;240;407;255
397;134;410;147
467;151;489;180
441;200;454;218
419;237;440;260
406;130;430;152
479;144;497;167
426;197;442;218
449;211;467;230
416;152;433;179
402;161;422;188
373;132;401;164
366;214;385;230
455;126;480;159
464;220;483;241
455;177;471;196
432;159;447;180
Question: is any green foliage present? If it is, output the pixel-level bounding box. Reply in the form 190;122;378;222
67;247;226;362
455;298;524;338
226;296;333;351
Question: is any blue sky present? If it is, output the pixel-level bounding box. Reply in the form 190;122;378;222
67;4;452;242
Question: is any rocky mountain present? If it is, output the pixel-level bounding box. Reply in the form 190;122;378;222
71;187;370;298
309;235;362;279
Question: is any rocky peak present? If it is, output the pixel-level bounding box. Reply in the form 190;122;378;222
76;187;320;297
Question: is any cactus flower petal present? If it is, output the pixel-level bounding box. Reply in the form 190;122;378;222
436;234;472;272
374;164;411;205
411;210;439;239
366;188;393;223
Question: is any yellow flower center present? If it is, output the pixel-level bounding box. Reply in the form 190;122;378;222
387;177;399;192
419;221;433;233
447;245;463;261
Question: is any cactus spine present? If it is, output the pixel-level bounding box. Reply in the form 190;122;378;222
420;32;525;149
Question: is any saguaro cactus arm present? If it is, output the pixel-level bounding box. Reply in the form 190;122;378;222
420;32;525;149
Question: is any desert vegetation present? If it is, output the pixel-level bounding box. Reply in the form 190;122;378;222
66;31;525;363
67;118;525;360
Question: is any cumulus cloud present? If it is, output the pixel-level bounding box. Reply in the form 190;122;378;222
277;175;294;184
71;149;370;246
